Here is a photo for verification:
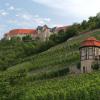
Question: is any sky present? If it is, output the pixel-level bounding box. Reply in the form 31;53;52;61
0;0;100;38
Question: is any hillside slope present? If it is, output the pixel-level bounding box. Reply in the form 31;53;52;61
4;30;100;80
1;70;100;100
0;40;36;70
18;71;100;100
0;30;100;100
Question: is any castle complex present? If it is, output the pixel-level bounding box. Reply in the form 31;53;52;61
4;25;68;41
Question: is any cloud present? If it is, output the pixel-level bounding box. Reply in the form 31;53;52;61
14;12;52;26
0;10;8;16
32;0;100;18
7;12;52;28
51;24;64;27
33;17;51;25
6;4;21;12
21;14;33;20
8;19;32;28
8;20;18;24
9;6;15;10
44;18;51;22
33;18;45;25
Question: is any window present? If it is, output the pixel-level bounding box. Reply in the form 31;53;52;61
81;48;86;60
88;47;93;55
81;48;86;56
95;48;99;56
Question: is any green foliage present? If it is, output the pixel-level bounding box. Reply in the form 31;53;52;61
49;26;79;44
11;36;21;41
0;71;100;100
92;62;100;70
22;35;33;41
0;32;99;99
80;13;100;32
65;25;79;38
0;40;36;70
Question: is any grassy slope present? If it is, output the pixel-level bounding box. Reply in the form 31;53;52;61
4;71;100;100
5;31;100;79
1;31;100;99
22;71;100;100
1;29;100;84
0;40;36;69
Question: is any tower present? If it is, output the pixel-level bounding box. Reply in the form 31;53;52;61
79;37;100;73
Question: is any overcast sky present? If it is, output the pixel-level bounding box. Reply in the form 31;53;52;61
0;0;100;38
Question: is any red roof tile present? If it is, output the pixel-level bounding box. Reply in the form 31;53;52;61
7;29;37;36
86;37;96;41
81;37;100;47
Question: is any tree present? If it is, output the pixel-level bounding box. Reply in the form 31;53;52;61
11;36;21;41
81;20;88;30
56;29;65;43
87;17;97;30
92;62;99;70
22;35;32;41
65;25;79;40
49;34;57;42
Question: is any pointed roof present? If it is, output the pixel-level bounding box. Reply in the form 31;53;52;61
80;37;100;47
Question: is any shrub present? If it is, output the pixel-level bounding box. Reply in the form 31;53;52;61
92;62;99;70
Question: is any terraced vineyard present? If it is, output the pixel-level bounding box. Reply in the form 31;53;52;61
1;71;100;100
0;31;100;100
5;31;100;79
22;71;100;100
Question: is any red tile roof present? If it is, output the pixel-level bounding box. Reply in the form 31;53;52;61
81;37;100;47
7;29;37;36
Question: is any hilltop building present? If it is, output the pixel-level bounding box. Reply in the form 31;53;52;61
79;37;100;73
5;29;37;40
36;25;70;41
4;25;70;41
36;25;54;41
4;25;54;41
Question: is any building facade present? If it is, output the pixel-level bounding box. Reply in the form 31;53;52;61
4;25;70;41
37;25;54;41
79;37;100;73
4;29;38;40
4;26;54;41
